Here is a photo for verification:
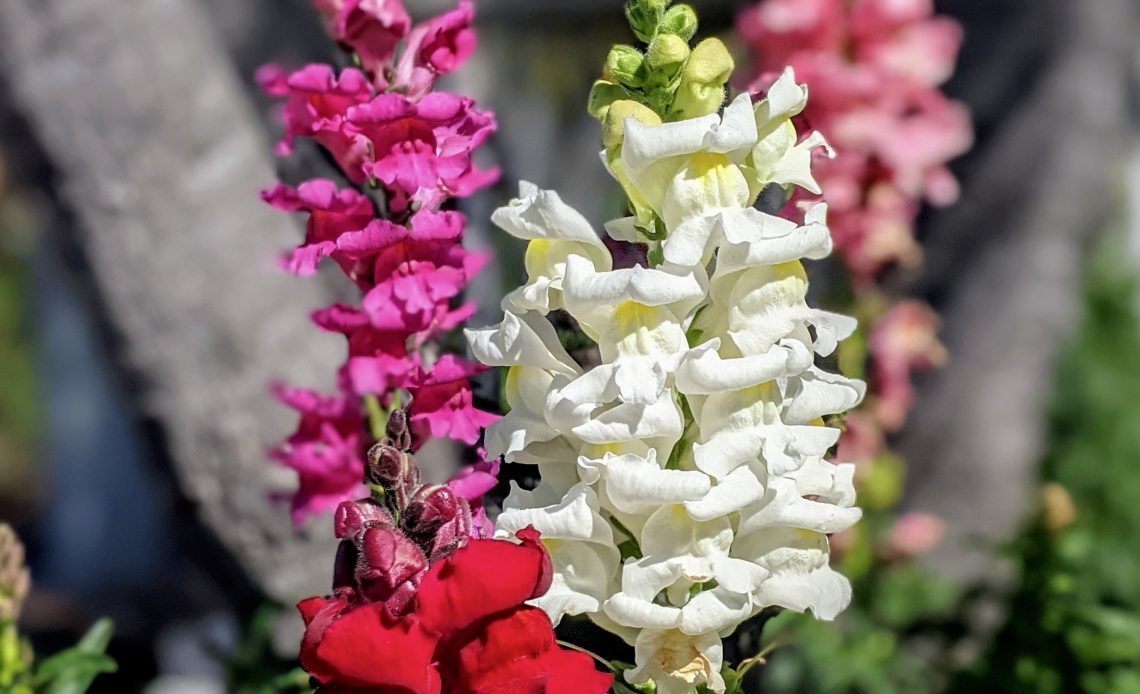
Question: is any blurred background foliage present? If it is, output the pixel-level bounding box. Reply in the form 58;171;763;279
0;157;37;507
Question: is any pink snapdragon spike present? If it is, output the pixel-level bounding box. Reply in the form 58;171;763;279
869;300;948;432
740;0;972;283
263;0;500;526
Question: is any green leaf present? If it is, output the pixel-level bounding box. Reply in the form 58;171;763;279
37;619;116;694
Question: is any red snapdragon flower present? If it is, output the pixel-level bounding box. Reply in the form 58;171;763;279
299;528;613;693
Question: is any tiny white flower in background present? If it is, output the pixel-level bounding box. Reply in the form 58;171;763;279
469;68;863;693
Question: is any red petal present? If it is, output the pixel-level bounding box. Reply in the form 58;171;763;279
415;529;550;637
444;607;612;694
299;599;441;693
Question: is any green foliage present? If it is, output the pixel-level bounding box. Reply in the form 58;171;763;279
224;605;313;694
1;620;117;694
951;241;1140;692
758;564;962;694
0;189;37;492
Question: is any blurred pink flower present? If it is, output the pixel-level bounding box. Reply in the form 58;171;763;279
885;512;945;558
740;0;972;283
836;410;883;469
869;300;947;432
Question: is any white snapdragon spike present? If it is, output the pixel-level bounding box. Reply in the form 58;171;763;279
470;67;865;693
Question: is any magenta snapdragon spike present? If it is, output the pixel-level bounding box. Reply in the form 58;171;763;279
264;0;500;526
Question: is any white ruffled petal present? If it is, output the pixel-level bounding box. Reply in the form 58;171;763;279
684;466;765;521
491;181;605;245
781;367;867;424
737;477;863;536
570;390;685;444
582;451;711;515
465;310;580;375
679;587;753;636
714;204;832;276
676;338;813;395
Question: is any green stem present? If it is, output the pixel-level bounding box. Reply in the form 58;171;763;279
556;640;619;674
735;635;789;679
607;514;642;557
363;394;386;443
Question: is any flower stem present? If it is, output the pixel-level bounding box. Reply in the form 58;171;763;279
556;640;619;673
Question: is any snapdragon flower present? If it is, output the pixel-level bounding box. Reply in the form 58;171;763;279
263;0;498;524
470;46;863;693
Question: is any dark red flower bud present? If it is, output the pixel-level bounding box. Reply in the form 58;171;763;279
355;526;427;612
365;444;418;510
334;499;394;540
424;496;471;562
403;485;458;534
402;485;472;563
385;408;412;451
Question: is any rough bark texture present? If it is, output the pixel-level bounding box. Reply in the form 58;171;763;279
0;0;342;602
897;0;1138;581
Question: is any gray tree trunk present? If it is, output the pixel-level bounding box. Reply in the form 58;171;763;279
897;0;1138;581
0;0;342;603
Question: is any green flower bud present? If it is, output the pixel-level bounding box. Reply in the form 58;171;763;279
645;34;690;75
624;0;670;43
670;37;734;119
659;4;698;42
588;79;630;122
602;99;662;150
605;44;645;89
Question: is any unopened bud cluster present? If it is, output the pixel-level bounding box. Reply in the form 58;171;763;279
0;526;29;624
331;411;473;616
591;0;730;125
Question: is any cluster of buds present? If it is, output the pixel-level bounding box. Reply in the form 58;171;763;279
329;411;472;616
590;0;736;239
0;525;28;624
0;525;31;689
262;0;500;524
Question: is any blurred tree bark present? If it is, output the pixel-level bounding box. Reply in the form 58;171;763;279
897;0;1139;581
0;0;341;603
